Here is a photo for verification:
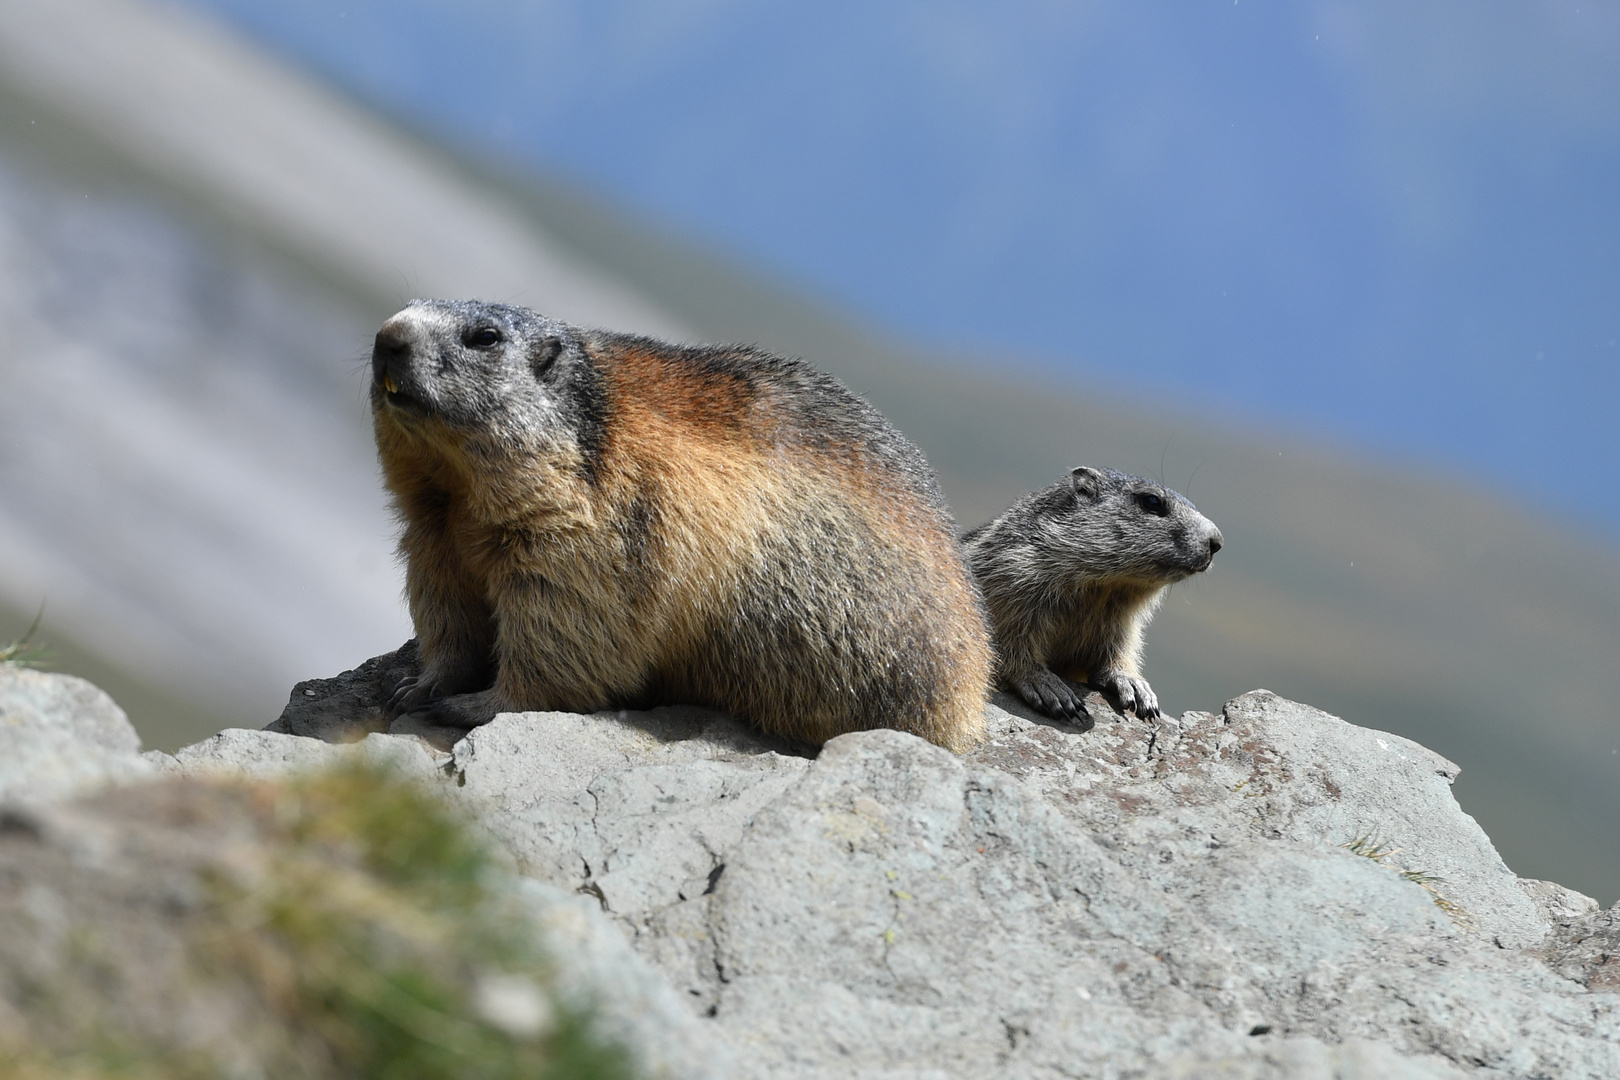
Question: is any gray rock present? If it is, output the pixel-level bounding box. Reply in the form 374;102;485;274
1536;903;1620;994
267;639;488;751
1520;877;1602;923
449;708;812;916
518;878;730;1080
970;689;1545;948
172;725;447;782
267;639;421;742
701;726;1512;1079
0;666;153;802
172;659;1620;1077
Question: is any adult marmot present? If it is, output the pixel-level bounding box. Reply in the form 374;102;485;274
371;300;992;751
962;466;1221;724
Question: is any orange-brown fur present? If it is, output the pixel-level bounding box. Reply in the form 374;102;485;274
372;301;991;750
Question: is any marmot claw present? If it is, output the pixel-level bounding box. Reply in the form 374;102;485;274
1015;669;1093;729
1091;668;1161;720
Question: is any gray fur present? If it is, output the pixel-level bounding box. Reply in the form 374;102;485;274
962;466;1222;724
370;299;599;467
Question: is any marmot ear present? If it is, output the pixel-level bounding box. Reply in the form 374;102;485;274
531;337;564;377
1069;465;1105;501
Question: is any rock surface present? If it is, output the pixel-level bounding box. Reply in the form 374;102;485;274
0;664;154;802
1537;904;1620;995
10;650;1620;1077
266;639;425;744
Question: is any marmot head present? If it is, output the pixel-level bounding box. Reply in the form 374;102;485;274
370;300;602;458
1034;466;1222;583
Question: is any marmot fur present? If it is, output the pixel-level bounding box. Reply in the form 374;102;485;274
370;300;992;751
962;466;1221;724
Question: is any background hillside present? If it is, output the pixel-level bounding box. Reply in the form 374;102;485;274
178;0;1620;541
0;0;1616;903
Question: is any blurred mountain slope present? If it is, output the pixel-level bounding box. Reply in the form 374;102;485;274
0;0;691;747
0;0;689;339
174;0;1620;539
0;0;1615;902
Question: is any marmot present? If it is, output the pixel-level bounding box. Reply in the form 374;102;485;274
370;299;992;751
961;466;1221;724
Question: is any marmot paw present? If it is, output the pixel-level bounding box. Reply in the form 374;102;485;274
1090;669;1160;720
386;672;455;719
414;688;501;730
1013;669;1093;728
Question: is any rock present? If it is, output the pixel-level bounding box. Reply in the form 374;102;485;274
449;708;813;928
0;665;153;802
695;724;1608;1079
1537;903;1620;994
267;638;422;742
519;878;729;1080
31;647;1620;1077
170;725;447;782
1521;877;1602;923
267;638;483;751
970;688;1546;948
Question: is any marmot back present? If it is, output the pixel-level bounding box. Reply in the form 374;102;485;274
370;299;992;750
962;466;1221;724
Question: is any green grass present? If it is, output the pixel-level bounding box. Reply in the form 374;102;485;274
1;764;638;1080
0;606;48;668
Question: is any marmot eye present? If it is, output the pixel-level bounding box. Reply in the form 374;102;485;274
1137;492;1166;515
465;326;502;349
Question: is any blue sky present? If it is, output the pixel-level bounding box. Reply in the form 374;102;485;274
184;0;1620;535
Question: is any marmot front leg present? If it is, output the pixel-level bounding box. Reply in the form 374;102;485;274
420;573;646;728
387;529;496;718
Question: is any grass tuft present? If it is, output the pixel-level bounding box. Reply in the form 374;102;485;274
0;605;49;667
1340;829;1472;928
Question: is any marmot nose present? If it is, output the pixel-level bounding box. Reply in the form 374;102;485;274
373;325;413;386
374;325;412;362
1207;528;1223;556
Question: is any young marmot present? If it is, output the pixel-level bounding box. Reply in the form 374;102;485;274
370;299;992;751
962;466;1221;724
